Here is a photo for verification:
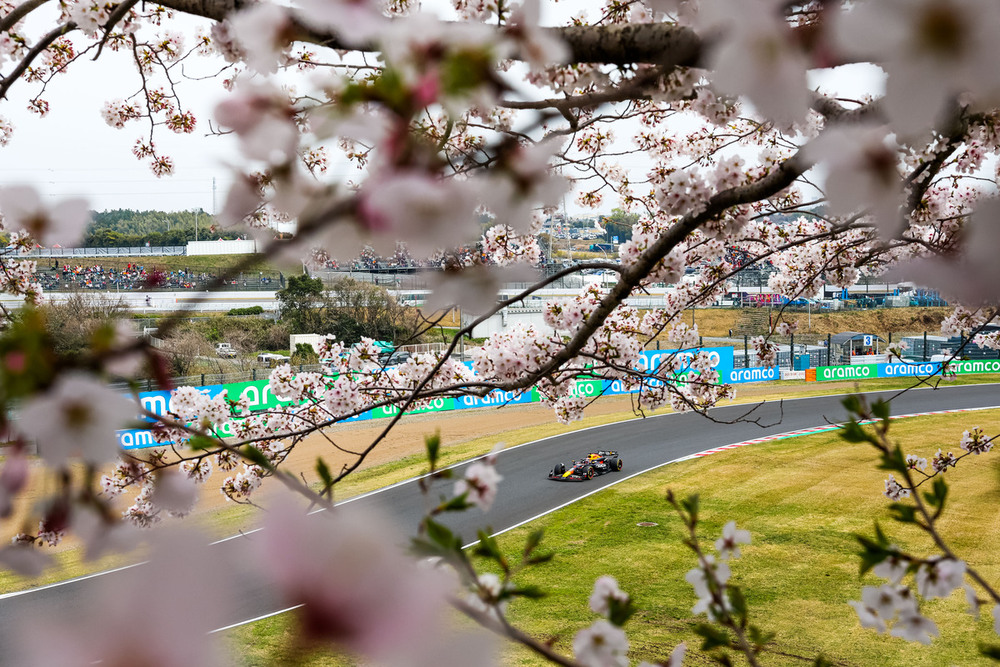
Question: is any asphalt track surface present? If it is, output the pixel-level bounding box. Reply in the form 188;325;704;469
0;383;998;658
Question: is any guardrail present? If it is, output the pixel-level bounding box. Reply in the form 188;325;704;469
21;246;187;258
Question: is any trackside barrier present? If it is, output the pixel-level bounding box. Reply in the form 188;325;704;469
117;351;997;450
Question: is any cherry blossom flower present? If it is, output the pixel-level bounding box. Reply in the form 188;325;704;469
14;527;231;666
905;454;927;472
256;497;454;660
228;2;293;75
357;170;480;258
588;575;630;617
572;619;629;667
504;0;570;71
848;599;887;634
804;126;905;239
426;263;537;315
699;0;809;128
0;542;51;577
214;80;299;164
890;609;940;644
931;449;957;473
0;447;28;518
71;505;140;562
883;474;910;501
915;558;966;599
831;0;1000;137
0;185;90;247
873;550;909;585
960;427;992;455
715;521;751;560
455;457;503;511
17;373;134;467
965;584;982;619
295;0;388;48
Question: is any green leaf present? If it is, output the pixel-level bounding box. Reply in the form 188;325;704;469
871;398;891;422
187;435;218;452
878;446;907;473
241;445;272;470
681;494;700;524
839;420;869;444
608;597;637;627
438;493;473;513
525;552;554;565
747;624;776;648
315;457;334;493
523;529;545;559
694;623;731;651
425;432;441;469
888;502;918;524
508;585;546;600
728;586;748;625
423;518;460;552
474;530;507;569
841;395;863;417
932;476;948;510
873;522;890;547
855;537;890;577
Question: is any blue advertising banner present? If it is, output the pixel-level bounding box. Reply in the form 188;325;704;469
877;362;942;378
727;366;780;384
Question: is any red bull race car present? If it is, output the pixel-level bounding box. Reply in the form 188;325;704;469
548;450;623;481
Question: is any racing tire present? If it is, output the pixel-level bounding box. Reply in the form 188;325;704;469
610;457;622;472
585;466;595;480
554;463;565;476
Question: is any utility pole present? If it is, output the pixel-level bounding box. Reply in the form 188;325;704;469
212;178;217;216
193;208;200;242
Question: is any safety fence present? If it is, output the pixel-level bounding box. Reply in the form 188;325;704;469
117;348;1000;450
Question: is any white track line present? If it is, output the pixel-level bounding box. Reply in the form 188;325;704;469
6;387;998;608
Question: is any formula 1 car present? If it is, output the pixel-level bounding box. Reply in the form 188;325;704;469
548;450;623;481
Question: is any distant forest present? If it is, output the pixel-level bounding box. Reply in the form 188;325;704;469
84;209;244;247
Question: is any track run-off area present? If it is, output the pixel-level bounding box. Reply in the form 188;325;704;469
0;383;998;659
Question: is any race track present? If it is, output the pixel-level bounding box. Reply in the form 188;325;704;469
1;383;998;659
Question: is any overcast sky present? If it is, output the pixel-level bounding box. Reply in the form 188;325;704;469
0;6;882;217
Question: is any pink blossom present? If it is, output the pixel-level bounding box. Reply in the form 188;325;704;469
296;0;388;48
214;81;299;164
455;458;503;511
700;0;810;128
14;527;231;666
588;575;630;617
504;0;570;71
831;0;1000;137
357;170;480;256
17;373;134;467
256;497;454;660
804;126;904;238
0;185;90;247
715;520;751;560
572;619;629;667
228;2;293;74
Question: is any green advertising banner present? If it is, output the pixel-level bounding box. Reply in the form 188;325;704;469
815;364;879;382
223;380;296;412
947;359;1000;375
369;396;455;419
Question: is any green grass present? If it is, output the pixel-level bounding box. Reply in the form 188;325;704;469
222;406;1000;666
489;412;1000;667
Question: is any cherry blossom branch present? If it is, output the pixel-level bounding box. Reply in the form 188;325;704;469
0;0;50;34
0;22;75;101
